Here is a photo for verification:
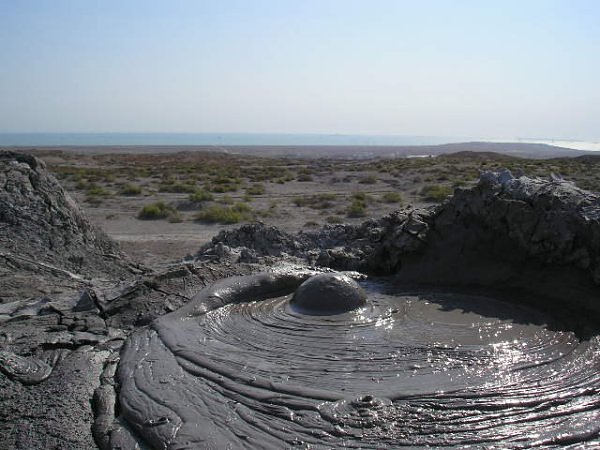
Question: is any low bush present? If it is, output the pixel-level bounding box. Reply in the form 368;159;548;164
421;184;453;202
188;188;213;202
346;199;367;218
219;195;234;205
86;184;111;197
358;175;377;184
195;203;251;224
159;182;197;193
381;192;403;204
352;192;373;202
246;184;266;195
119;183;143;196
138;201;175;220
293;193;337;209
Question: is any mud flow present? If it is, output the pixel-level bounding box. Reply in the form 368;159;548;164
119;280;600;448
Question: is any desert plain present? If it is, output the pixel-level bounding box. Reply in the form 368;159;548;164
27;145;600;266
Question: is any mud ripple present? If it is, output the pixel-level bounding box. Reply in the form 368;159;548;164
118;277;600;448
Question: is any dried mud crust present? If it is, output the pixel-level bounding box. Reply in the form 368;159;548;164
0;151;141;304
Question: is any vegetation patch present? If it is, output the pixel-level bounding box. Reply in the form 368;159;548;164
195;203;252;224
119;183;143;196
421;184;453;202
159;181;197;193
246;184;266;195
347;199;367;218
138;201;175;220
358;175;377;184
188;188;214;202
380;191;403;204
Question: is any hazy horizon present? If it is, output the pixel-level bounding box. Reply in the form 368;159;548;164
1;1;599;141
2;131;600;152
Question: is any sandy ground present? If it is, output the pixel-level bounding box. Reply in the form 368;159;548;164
35;146;597;268
70;177;430;266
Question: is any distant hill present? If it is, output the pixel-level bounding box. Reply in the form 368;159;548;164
435;150;520;161
223;141;592;159
7;140;595;159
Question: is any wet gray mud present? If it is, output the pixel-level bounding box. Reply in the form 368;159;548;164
119;276;600;449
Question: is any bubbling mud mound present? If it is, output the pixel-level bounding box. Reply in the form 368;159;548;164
118;274;600;448
291;272;366;315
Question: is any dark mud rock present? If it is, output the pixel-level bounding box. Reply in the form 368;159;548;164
0;350;52;384
96;262;257;328
0;259;256;450
202;222;303;257
198;171;600;316
0;346;109;450
0;151;139;303
390;170;600;315
196;214;418;271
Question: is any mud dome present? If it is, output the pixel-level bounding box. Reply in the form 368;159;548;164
291;272;367;315
118;273;600;448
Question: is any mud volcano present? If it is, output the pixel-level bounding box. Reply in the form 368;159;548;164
118;271;600;448
2;154;600;449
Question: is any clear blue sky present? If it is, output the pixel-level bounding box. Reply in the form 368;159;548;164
0;0;598;140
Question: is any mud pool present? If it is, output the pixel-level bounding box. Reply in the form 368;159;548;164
118;276;600;448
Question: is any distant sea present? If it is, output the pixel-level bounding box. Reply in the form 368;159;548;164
0;133;472;147
0;133;598;151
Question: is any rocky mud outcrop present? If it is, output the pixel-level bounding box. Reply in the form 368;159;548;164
199;169;600;317
0;150;141;304
1;151;600;449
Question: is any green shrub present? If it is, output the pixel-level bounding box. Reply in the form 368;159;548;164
188;188;213;202
293;194;337;209
381;192;403;204
347;199;367;218
159;182;197;193
137;201;175;220
352;192;373;202
421;184;453;202
358;175;377;184
119;183;143;196
86;184;111;197
219;194;234;205
246;184;266;195
75;179;89;190
195;203;252;224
